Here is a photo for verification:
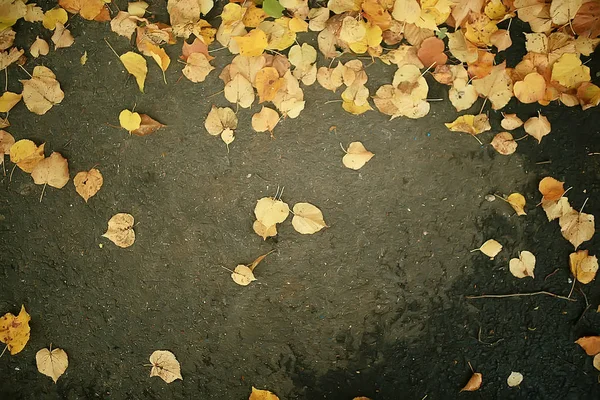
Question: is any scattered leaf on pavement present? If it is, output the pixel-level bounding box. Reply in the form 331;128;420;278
569;250;598;284
74;168;103;202
103;213;135;248
0;305;31;355
36;347;68;383
149;350;182;383
291;202;327;234
509;251;535;278
342;141;374;170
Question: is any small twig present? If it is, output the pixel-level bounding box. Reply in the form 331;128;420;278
479;97;488;114
466;291;576;302
536;160;552;164
580;197;589;214
9;163;16;182
208;46;227;53
514;135;529;141
324;100;343;104
467;361;474;373
39;183;47;203
544;268;559;281
104;39;120;59
18;65;32;78
207;89;224;98
568;277;577;299
471;134;483;145
477;326;504;346
0;344;7;358
588;152;600;156
4;68;7;92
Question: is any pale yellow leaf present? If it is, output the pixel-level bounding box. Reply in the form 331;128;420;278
149;350;182;383
103;213;135;248
509;250;535;278
36;348;68;383
291;202;327;234
342;141;374;170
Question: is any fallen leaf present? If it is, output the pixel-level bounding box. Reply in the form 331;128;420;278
569;250;598;284
507;371;523;387
576;336;600;355
524;113;551;143
253;220;277;240
74;168;103;202
131;114;165;136
255;197;290;227
9;139;45;173
417;37;447;68
543;197;573;221
491;132;517;155
0;305;31;355
539;177;564;202
119;51;147;92
472;63;513;110
30;37;49;58
205;106;237;136
490;29;512;51
225;74;255;108
263;0;285;18
342;141;374;170
0;48;24;71
0;29;15;50
25;4;44;23
594;354;600;371
51;23;74;49
0;91;21;112
500;114;523;130
119;109;142;132
447;30;478;63
445;114;491;135
231;251;273;286
507;193;527;215
110;11;141;40
183;52;214;83
181;38;212;62
0;130;15;162
128;1;149;17
509;251;536;278
20;66;64;115
36;347;68;383
291;202;327;234
103;213;135;248
252;107;280;135
551;53;590;89
316;64;344;92
476;239;503;259
255;67;284;103
514;72;546;104
460;372;483;392
31;152;69;189
42;8;68;30
249;386;280;400
149;350;182;383
559;210;595;249
550;0;583;25
234;29;268;57
449;79;478;112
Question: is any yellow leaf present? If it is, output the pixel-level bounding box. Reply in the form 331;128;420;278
559;210;595;249
149;350;182;383
445;114;491;135
476;239;502;259
253;220;277;240
234;29;268;57
242;4;268;28
509;251;535;278
119;52;147;92
103;213;135;248
551;53;590;89
42;8;68;30
20;66;64;115
74;168;103;202
36;347;68;383
507;372;523;387
569;250;598;284
128;1;149;17
252;106;280;134
231;265;256;285
391;0;421;24
9;139;45;173
507;193;527;215
472;63;513;110
0;305;31;355
514;72;546;104
0;92;21;113
80;51;87;65
524;112;551;143
550;0;583;25
119;109;142;132
255;197;290;227
30;37;49;58
204;106;237;136
31;152;70;189
224;74;255;108
289;16;308;32
249;386;280;400
342;141;374;170
291;202;327;234
255;67;284;103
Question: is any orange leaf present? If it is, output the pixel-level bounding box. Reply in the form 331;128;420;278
576;336;600;356
417;37;447;69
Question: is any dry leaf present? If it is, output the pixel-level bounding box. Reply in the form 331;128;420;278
507;193;526;215
225;74;255;108
110;11;141;40
491;132;517;155
51;23;74;49
551;53;590;89
249;386;280;400
0;91;22;112
253;220;277;240
507;372;523;387
490;29;512;51
31;152;69;189
234;29;268;57
472;63;513;110
183;52;214;83
449;79;478;112
74;168;103;202
231;251;273;286
103;213;135;248
120;51;147;92
0;130;15;162
576;336;600;356
205;106;237;136
0;48;24;71
30;37;49;58
524;113;551;143
255;67;284;103
149;350;182;383
514;72;546;104
476;239;503;259
594;354;600;371
500;114;523;130
255;197;290;227
119;109;142;132
0;305;31;355
36;347;68;383
20;66;64;115
291;202;327;234
543;197;573;221
559;210;595;249
417;37;447;68
539;177;564;202
252;107;280;135
42;8;68;30
128;1;149;17
9;139;45;173
509;251;536;278
342;141;374;170
460;372;482;392
0;29;15;51
445;114;491;135
131;114;165;136
569;250;598;284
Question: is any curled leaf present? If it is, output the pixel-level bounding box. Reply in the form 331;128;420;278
460;372;482;392
569;250;598;284
509;251;535;278
507;193;526;215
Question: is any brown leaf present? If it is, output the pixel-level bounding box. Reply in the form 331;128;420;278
417;37;447;68
103;213;135;248
20;66;64;115
538;177;564;202
0;130;15;159
183;52;214;83
0;48;25;71
500;113;523;130
31;152;69;189
131;114;165;136
491;132;517;155
576;336;600;356
251;106;280;135
461;372;482;392
559;210;595;249
524;113;551;143
73;168;103;202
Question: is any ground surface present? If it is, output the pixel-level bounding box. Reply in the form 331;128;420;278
1;1;600;399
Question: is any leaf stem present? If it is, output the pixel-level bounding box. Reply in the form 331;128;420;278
466;291;576;302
